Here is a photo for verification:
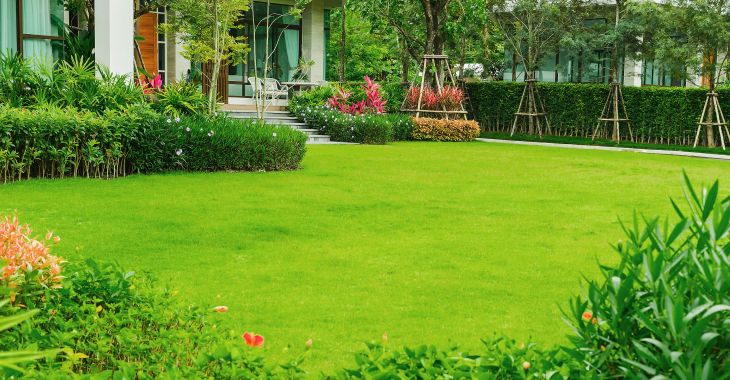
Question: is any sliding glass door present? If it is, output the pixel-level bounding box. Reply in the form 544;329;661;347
228;2;301;98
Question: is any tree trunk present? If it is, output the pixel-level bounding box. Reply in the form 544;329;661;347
706;51;716;148
339;0;346;82
209;0;220;115
401;38;410;85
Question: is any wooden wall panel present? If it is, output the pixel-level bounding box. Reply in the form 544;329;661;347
136;14;158;77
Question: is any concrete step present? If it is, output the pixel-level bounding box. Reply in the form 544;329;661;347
307;134;331;143
224;110;332;144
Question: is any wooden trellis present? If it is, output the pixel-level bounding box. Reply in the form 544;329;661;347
693;92;730;150
510;76;550;137
401;54;468;120
592;81;633;142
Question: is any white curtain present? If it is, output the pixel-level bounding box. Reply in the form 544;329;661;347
22;0;53;67
0;1;17;55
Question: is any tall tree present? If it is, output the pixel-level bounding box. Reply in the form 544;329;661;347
162;0;249;114
339;0;346;82
649;0;730;147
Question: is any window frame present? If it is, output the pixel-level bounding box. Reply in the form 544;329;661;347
15;0;65;57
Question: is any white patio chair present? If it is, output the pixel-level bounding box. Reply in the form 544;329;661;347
248;77;265;99
263;78;290;100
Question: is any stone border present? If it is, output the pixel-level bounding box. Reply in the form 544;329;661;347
476;138;730;162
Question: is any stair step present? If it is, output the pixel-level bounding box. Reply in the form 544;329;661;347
223;109;333;144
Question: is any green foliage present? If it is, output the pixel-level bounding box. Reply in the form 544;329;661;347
289;102;417;144
0;54;144;112
171;116;308;172
0;105;307;182
0;260;306;378
0;301;57;373
326;10;401;82
290;83;405;113
465;81;730;145
411;117;481;142
151;80;210;117
334;337;585;379
566;174;730;378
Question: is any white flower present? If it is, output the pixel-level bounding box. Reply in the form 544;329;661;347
273;132;277;137
208;131;214;137
175;117;181;123
166;118;172;123
185;127;191;132
175;149;183;156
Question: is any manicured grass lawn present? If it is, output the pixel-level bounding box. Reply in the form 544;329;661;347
2;142;729;374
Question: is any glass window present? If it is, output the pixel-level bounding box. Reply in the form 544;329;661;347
154;7;167;84
18;0;64;65
0;1;18;55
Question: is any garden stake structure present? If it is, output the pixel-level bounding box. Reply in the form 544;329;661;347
593;81;633;142
401;54;468;120
693;92;730;150
510;76;550;137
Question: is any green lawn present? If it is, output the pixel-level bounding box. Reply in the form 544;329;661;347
2;142;729;374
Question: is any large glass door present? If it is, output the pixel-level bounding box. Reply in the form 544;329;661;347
228;2;301;98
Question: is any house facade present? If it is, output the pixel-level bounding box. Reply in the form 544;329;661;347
0;0;338;105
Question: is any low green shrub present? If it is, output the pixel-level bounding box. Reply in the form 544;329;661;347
0;105;307;182
411;117;481;142
151;80;210;117
290;105;409;144
0;259;306;378
465;81;730;146
333;338;584;379
565;174;730;378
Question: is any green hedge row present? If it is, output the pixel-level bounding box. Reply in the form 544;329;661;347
464;81;730;145
0;105;307;182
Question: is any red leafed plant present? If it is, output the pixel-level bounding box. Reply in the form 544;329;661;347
328;76;388;115
406;86;464;111
1;215;64;304
439;86;465;111
138;74;163;95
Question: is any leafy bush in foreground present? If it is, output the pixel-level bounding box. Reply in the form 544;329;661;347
566;174;730;378
0;258;306;379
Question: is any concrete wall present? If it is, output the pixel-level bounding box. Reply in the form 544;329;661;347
302;0;325;82
95;0;134;77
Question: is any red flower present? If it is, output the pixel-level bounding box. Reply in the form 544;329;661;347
242;332;264;347
213;306;228;313
582;311;593;321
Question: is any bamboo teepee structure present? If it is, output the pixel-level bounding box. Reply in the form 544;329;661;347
694;92;730;150
401;54;468;120
510;74;550;137
592;81;633;142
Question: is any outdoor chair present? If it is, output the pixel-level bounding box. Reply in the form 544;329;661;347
248;77;289;100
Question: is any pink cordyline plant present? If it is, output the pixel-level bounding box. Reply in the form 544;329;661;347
327;76;388;116
139;74;163;95
1;215;63;302
406;86;465;111
439;86;465;111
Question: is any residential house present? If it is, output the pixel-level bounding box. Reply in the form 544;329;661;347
0;0;339;105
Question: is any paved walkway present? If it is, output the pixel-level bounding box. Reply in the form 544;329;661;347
476;138;730;161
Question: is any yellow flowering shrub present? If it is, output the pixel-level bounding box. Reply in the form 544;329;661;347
411;117;481;142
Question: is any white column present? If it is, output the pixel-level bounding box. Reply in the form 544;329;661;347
302;0;325;82
173;35;191;82
95;0;134;77
623;58;643;87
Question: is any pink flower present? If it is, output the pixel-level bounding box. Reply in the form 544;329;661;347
243;332;264;347
151;74;163;90
213;306;228;313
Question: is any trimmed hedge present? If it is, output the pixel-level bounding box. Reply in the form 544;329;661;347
0;105;307;182
411;117;481;142
465;81;730;145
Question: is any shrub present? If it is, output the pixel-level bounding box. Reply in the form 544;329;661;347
404;86;465;112
290;105;409;144
151;80;210;117
465;81;730;146
327;76;388;115
411;117;481;142
565;174;730;378
0;257;307;378
334;337;584;379
0;215;63;307
0;106;308;182
171;116;308;172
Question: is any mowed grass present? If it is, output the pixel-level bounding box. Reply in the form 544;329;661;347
2;142;729;374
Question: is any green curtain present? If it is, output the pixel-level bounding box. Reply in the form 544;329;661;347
281;29;299;81
0;1;17;55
